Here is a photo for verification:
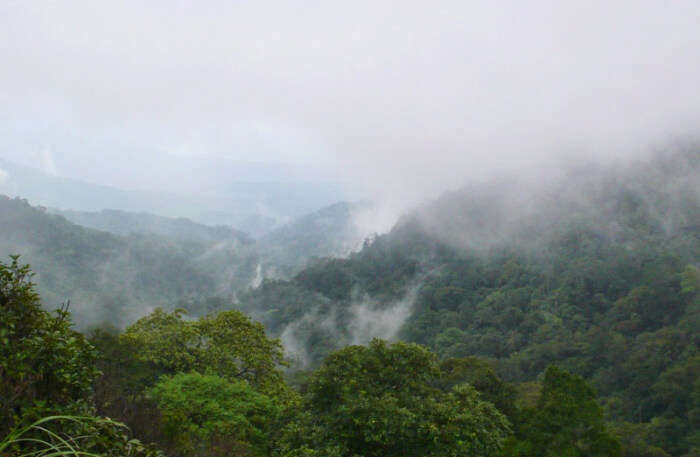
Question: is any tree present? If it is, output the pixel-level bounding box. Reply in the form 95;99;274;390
90;327;166;446
121;308;289;396
0;257;161;456
149;372;275;457
438;357;517;420
504;366;621;457
0;256;98;435
277;339;510;457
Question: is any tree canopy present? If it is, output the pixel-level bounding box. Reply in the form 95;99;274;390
121;308;288;395
0;256;98;435
276;339;511;457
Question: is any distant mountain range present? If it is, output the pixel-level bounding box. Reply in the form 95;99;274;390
53;208;253;245
0;195;263;328
0;191;378;328
0;158;344;237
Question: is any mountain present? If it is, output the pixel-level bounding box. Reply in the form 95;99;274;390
53;208;252;245
0;158;345;236
1;149;697;454
0;196;262;328
51;201;378;281
0;193;384;329
235;150;699;455
241;150;698;356
258;201;379;274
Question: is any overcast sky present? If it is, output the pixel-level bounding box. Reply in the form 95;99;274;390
1;1;699;206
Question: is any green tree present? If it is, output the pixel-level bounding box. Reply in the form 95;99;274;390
0;257;162;456
90;328;166;446
149;372;275;457
121;308;289;396
277;339;510;457
0;256;98;435
438;357;517;420
505;366;621;457
611;422;670;457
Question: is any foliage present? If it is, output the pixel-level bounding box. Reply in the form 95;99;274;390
0;260;163;456
235;151;700;456
503;366;621;457
149;372;275;457
276;339;511;457
438;357;517;420
0;415;163;457
90;328;166;446
120;308;289;396
611;422;671;457
0;256;98;435
2;151;699;456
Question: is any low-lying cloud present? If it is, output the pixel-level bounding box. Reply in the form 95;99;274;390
1;1;699;214
279;285;419;367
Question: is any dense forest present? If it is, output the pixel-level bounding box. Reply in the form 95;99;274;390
0;150;698;456
235;151;699;455
0;197;371;328
1;257;621;457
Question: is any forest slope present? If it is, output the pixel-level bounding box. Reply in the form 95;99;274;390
237;150;700;455
0;196;260;327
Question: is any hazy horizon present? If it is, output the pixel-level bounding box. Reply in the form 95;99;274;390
1;1;699;226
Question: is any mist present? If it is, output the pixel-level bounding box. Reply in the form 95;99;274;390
399;147;700;254
1;1;699;218
278;285;420;368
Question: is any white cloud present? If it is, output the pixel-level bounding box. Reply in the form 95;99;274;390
0;1;698;207
348;288;417;345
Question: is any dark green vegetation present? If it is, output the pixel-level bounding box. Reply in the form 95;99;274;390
277;339;511;457
1;258;523;456
0;257;162;456
0;150;698;456
234;150;700;456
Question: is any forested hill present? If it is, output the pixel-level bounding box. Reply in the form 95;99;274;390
237;150;699;455
0;196;380;328
0;196;261;328
1;150;697;454
53;208;252;244
258;201;376;273
395;150;698;254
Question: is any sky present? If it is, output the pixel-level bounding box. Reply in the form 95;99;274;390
1;1;699;210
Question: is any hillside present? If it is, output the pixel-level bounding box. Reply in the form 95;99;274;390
53;208;252;244
258;201;379;273
1;150;697;455
0;195;383;328
53;200;385;281
0;196;261;327
237;150;700;455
